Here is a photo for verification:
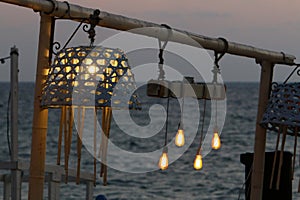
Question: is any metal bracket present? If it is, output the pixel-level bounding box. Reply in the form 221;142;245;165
51;9;101;55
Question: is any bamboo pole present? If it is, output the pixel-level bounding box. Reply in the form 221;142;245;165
269;126;281;189
57;106;65;165
250;61;274;200
10;46;21;200
28;13;53;200
76;107;84;184
0;0;296;65
276;126;287;190
63;106;68;181
292;127;298;179
93;108;97;186
101;107;112;186
65;106;73;183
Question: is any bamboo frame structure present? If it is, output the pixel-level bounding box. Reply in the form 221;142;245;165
0;0;296;64
0;0;298;200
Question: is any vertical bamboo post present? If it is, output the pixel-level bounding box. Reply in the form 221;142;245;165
28;13;53;200
250;61;274;200
10;46;21;200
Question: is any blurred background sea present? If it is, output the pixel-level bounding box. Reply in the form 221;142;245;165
0;82;299;200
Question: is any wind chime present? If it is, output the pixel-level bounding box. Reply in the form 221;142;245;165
41;9;140;185
260;65;300;191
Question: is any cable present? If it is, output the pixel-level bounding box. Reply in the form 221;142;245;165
164;96;170;146
238;163;253;200
6;90;11;158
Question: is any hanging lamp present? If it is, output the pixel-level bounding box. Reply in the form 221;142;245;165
41;9;140;186
260;73;300;190
210;38;228;150
194;93;207;170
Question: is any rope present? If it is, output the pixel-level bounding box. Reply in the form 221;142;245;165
157;24;172;80
212;37;228;83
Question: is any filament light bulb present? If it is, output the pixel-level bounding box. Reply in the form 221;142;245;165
158;151;169;170
88;65;99;74
175;128;185;147
194;154;203;170
211;131;221;150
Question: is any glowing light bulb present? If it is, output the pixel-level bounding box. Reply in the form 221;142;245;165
87;65;99;74
211;132;221;150
175;128;185;147
158;152;169;170
194;154;203;170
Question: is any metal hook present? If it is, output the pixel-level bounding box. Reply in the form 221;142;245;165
214;37;229;68
83;9;101;46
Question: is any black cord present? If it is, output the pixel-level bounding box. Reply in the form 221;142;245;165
238;163;253;200
199;98;207;151
6;90;11;158
164;96;170;146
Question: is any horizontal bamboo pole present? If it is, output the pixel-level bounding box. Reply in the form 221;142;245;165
0;0;296;65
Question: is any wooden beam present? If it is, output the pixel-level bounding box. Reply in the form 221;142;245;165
28;13;53;200
0;0;296;64
250;61;274;200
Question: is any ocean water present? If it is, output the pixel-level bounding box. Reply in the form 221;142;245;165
0;82;299;200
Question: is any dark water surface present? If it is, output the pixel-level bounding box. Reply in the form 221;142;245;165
0;82;299;200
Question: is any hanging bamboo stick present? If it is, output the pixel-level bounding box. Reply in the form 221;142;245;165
65;106;73;183
76;107;82;184
269;125;281;189
99;108;105;178
298;127;300;193
93;108;97;186
64;106;69;174
76;107;85;184
276;126;287;190
101;107;108;181
67;106;74;156
292;127;298;180
57;106;65;165
106;108;112;185
102;107;112;186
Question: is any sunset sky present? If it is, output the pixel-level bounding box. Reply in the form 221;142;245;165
0;0;299;82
